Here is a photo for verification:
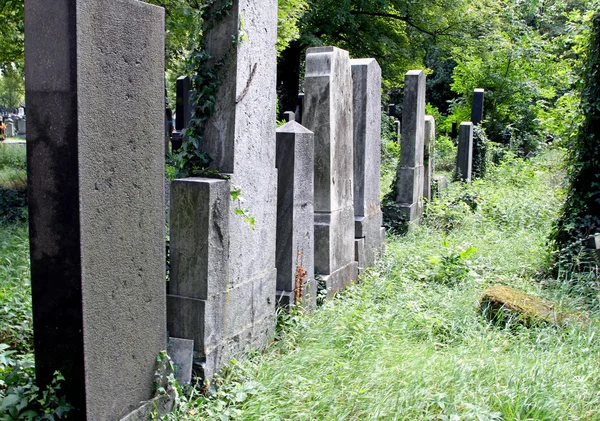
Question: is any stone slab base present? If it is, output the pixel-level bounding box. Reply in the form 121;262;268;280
320;261;358;297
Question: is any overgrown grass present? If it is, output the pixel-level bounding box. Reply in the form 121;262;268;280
0;144;27;224
0;223;32;354
167;148;600;420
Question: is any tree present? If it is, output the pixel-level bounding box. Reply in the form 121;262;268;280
0;68;24;111
0;0;24;74
551;8;600;260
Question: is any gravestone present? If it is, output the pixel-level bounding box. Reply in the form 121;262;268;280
351;58;384;271
283;111;295;122
303;46;358;294
457;122;474;182
275;121;315;308
25;1;166;419
295;93;305;124
175;75;192;131
394;70;426;222
16;117;26;135
5;119;14;137
423;115;435;201
168;0;278;380
394;120;401;143
471;89;485;126
388;103;397;117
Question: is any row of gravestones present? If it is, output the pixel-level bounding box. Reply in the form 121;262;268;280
2;116;26;137
23;1;483;419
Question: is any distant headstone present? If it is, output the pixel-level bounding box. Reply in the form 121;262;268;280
168;0;278;380
423;116;435;201
394;70;426;222
25;1;166;419
295;93;305;124
388;103;397;117
303;46;358;294
471;89;485;126
16;117;26;135
5;119;14;138
283;111;295;122
433;175;448;197
175;76;192;131
351;58;384;271
451;121;458;140
275;121;315;308
457;122;474;182
394;120;401;143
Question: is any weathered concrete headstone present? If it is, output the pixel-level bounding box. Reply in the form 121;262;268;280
168;0;278;380
275;121;315;308
295;93;305;124
423;115;435;201
303;46;358;294
5;119;14;138
284;111;295;122
457;122;474;183
471;89;485;126
394;70;426;222
25;1;166;419
351;58;384;271
175;75;192;131
16;117;25;135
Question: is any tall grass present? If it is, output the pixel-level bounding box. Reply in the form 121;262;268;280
167;148;600;421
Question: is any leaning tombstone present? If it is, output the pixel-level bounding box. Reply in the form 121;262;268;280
25;1;167;419
423;115;435;201
303;46;358;294
457;122;474;183
393;70;426;222
275;121;315;308
351;58;384;271
167;0;278;380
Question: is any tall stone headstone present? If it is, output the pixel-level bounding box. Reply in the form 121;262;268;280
423;115;435;201
5;119;14;138
457;122;474;182
275;121;315;308
25;1;166;419
471;89;485;126
168;0;278;380
394;70;426;222
351;58;383;271
303;46;358;294
16;117;26;135
175;75;192;131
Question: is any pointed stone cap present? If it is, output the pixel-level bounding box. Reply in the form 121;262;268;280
277;120;314;134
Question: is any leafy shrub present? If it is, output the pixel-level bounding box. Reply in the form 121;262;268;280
432;134;456;173
380;112;400;199
426;241;477;285
0;147;26;173
0;349;72;421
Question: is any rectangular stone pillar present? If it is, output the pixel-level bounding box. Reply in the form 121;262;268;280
275;121;315;308
423;115;435;201
457;122;474;182
169;0;278;379
175;75;192;131
25;1;166;419
471;89;485;126
303;46;358;294
394;70;426;222
167;178;230;378
351;58;384;270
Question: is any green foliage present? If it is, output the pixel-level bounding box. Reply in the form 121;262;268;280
551;9;600;270
432;134;456;174
0;146;27;225
0;1;24;75
472;124;490;179
426;240;477;285
277;0;308;56
0;224;32;354
0;352;72;421
0;70;24;112
379;112;400;199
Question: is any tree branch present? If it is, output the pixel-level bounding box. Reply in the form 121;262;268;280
349;10;452;38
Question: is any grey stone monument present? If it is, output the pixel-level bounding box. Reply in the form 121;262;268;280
303;46;358;294
16;117;26;135
423;115;435;201
5;119;14;138
283;111;295;122
351;58;384;271
275;121;315;308
168;0;278;380
175;75;192;131
394;120;401;143
471;88;485;126
394;70;426;222
25;1;166;419
457;122;474;182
